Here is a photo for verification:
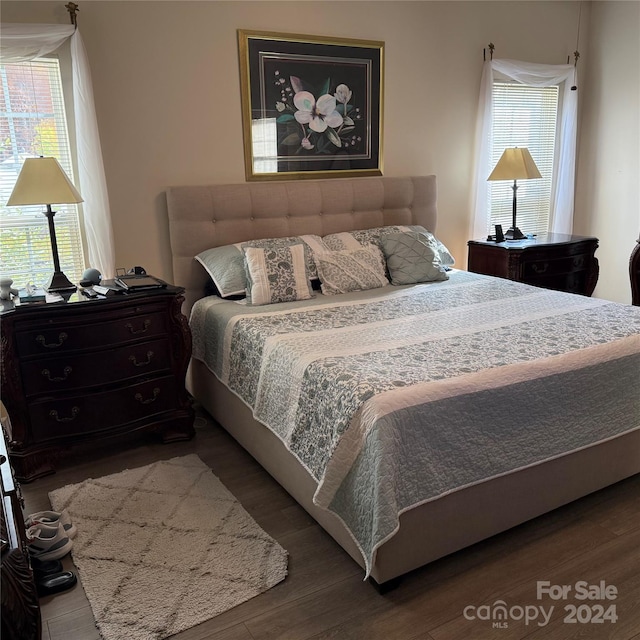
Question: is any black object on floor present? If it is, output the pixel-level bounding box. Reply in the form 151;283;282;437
36;571;78;597
31;557;63;578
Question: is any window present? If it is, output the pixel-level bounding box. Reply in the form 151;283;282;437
0;58;85;288
251;118;278;174
488;82;559;236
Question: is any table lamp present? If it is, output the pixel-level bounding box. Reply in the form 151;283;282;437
6;157;83;292
487;147;542;240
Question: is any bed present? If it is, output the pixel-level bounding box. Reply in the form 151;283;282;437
166;175;640;588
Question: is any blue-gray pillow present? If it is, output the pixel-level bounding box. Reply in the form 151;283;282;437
407;225;455;266
381;232;449;285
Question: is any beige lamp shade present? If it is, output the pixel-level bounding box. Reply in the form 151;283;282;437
6;157;83;206
487;147;542;181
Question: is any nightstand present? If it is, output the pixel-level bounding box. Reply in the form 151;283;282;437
0;285;195;482
467;233;599;295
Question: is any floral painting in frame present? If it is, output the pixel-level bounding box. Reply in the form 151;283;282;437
238;30;384;181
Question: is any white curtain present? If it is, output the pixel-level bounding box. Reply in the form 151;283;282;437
1;23;115;278
470;59;578;240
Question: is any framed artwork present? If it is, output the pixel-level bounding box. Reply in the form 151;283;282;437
238;30;384;181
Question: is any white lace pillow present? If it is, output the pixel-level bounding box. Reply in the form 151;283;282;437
322;226;409;251
243;243;313;305
314;245;389;295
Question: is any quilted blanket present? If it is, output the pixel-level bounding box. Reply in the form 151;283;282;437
190;270;640;575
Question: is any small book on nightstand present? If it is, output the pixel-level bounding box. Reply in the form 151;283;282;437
114;275;167;290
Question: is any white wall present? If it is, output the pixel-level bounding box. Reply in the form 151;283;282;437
575;0;640;303
3;1;636;303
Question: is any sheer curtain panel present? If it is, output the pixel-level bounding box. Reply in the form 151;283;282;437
1;23;115;279
470;59;578;240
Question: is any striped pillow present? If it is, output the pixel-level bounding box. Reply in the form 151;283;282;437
243;243;313;305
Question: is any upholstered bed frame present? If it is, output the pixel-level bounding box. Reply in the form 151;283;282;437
166;176;640;586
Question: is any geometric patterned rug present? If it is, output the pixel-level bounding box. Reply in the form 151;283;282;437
49;454;288;640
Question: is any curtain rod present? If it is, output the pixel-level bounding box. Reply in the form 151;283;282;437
483;42;495;61
65;2;79;28
483;41;579;70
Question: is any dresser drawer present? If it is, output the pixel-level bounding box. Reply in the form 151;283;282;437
525;271;587;295
19;338;172;396
522;253;590;279
16;310;168;356
28;376;179;441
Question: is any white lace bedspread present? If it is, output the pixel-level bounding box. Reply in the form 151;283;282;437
190;270;640;575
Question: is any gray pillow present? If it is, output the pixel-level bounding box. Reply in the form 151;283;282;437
381;232;449;285
408;225;455;266
195;244;246;297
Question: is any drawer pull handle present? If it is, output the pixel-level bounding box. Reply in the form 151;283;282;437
135;388;160;404
129;351;154;367
41;366;72;382
125;319;151;335
531;263;549;274
49;407;80;422
36;332;68;349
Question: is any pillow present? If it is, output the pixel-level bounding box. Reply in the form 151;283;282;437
321;225;455;267
314;244;389;295
407;225;455;267
195;244;246;297
381;232;449;285
322;226;409;252
243;235;324;281
195;234;324;298
243;243;313;305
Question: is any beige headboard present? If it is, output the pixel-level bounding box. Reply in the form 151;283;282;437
166;175;437;314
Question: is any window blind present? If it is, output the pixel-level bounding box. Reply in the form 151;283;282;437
0;58;85;288
488;82;559;236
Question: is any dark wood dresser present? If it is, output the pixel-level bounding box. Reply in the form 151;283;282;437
467;233;599;295
0;285;195;482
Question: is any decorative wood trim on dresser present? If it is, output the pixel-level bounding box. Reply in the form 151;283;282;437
0;285;195;482
467;233;599;296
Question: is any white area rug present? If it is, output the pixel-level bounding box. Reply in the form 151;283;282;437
49;454;288;640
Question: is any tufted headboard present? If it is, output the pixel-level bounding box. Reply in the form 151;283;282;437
166;175;438;314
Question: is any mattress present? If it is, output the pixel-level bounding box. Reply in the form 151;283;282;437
189;270;640;576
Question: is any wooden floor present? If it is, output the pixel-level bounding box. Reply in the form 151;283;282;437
22;405;640;640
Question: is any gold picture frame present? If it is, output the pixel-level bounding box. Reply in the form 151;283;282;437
238;29;384;181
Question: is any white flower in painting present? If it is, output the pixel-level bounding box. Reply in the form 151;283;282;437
334;84;352;104
301;137;314;150
275;101;286;112
293;91;343;133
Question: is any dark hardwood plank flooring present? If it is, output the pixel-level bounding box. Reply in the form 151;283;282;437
19;405;640;640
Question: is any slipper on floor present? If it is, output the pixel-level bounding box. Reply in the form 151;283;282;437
36;571;77;597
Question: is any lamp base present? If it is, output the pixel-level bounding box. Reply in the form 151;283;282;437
505;226;527;240
46;271;77;293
